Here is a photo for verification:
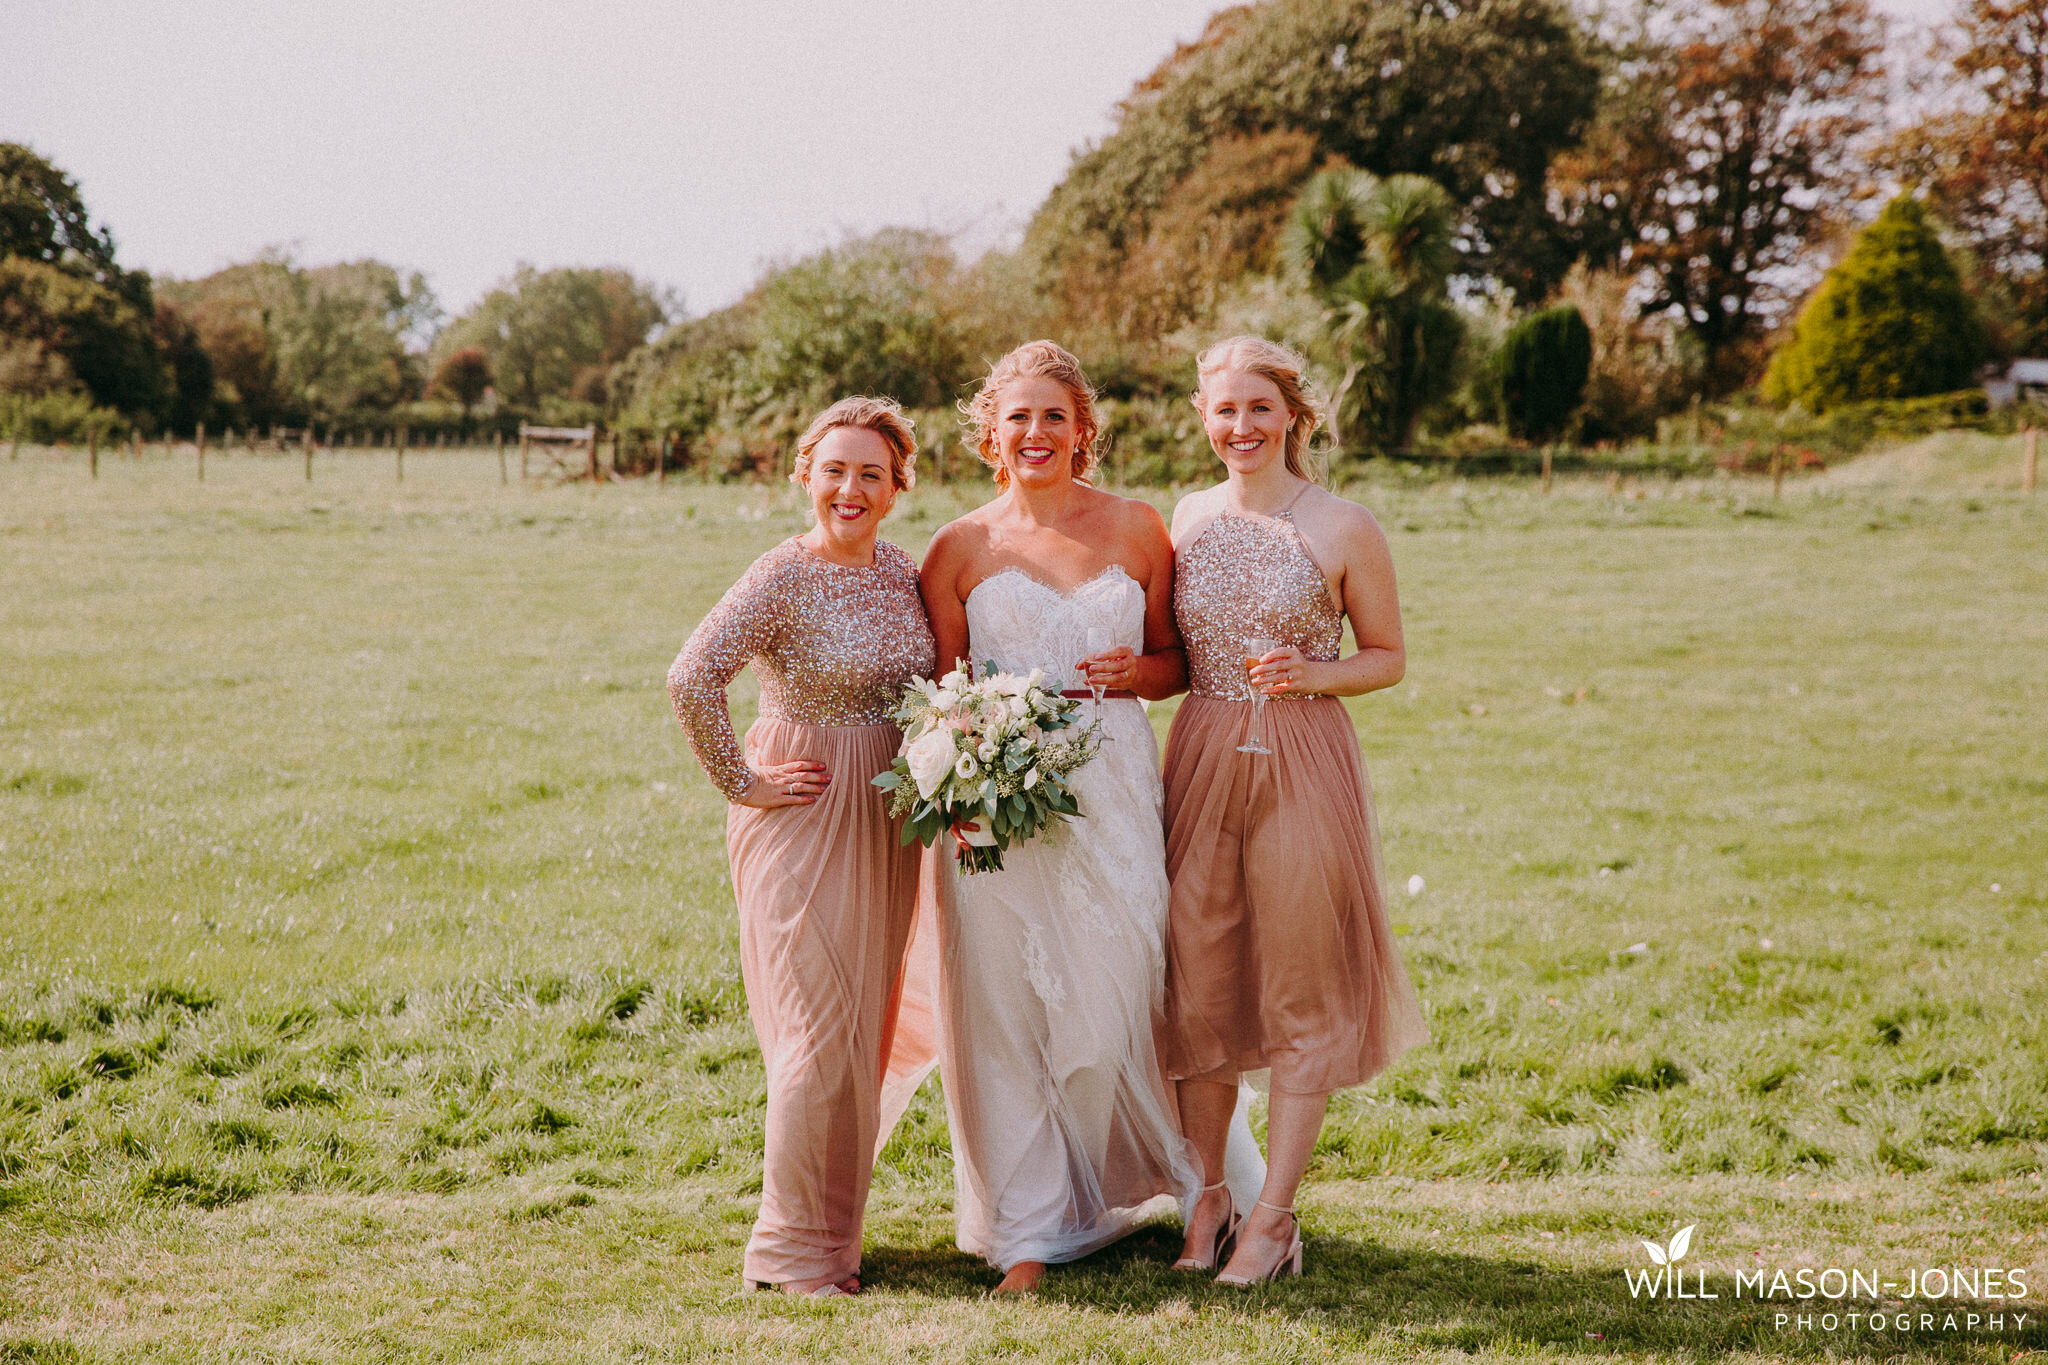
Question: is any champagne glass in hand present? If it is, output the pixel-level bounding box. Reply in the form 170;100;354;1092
1084;626;1114;726
1238;637;1280;755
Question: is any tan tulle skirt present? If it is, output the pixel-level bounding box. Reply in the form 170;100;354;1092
1161;696;1428;1096
726;717;920;1285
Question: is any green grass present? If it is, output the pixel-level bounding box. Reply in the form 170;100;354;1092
1;442;2044;1361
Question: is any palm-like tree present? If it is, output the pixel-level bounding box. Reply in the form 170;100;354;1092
1284;170;1465;454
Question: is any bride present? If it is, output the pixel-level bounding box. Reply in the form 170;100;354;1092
912;340;1206;1293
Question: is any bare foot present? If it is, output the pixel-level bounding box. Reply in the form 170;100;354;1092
993;1260;1047;1294
1175;1184;1235;1269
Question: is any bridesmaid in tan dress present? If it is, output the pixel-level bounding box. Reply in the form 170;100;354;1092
666;396;935;1298
1162;337;1428;1283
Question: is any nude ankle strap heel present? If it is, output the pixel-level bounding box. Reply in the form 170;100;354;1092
1173;1179;1242;1272
1214;1199;1303;1285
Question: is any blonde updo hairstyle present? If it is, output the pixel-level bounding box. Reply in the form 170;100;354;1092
1193;335;1326;483
961;340;1101;490
792;395;918;491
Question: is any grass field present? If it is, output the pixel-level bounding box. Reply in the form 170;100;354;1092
2;440;2044;1362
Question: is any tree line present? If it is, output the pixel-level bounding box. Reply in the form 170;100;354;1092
4;0;2042;460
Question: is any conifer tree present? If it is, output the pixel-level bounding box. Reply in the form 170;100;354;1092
1763;196;1983;411
1498;304;1592;441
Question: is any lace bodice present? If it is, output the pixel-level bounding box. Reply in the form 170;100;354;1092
1176;512;1343;701
962;565;1145;691
668;537;935;799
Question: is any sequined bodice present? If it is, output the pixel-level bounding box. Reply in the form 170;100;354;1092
1176;512;1342;701
667;538;935;799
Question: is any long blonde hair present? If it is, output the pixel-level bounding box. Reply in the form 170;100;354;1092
961;340;1101;489
1193;335;1325;483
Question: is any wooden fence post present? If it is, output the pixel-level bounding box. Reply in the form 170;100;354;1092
196;431;205;483
1771;445;1785;498
519;429;530;480
397;426;407;482
131;429;141;461
2026;426;2038;496
496;430;506;484
89;429;98;478
656;430;667;482
196;422;207;473
586;430;599;482
8;429;18;461
304;433;313;482
1540;446;1553;494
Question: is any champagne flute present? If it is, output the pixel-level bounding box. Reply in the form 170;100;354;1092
1084;626;1114;727
1238;636;1280;755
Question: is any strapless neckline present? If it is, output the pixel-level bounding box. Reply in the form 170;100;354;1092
968;562;1135;606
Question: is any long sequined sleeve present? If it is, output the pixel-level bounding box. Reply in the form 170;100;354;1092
667;553;792;801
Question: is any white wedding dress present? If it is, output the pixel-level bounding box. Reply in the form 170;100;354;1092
920;565;1252;1270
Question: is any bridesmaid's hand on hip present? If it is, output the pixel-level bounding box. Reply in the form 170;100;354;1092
738;760;831;808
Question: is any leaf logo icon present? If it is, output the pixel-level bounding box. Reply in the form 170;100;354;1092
1642;1224;1695;1266
1667;1224;1694;1262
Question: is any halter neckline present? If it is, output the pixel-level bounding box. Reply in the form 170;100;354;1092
1220;481;1312;522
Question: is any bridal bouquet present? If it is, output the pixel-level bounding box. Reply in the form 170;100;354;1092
873;665;1102;874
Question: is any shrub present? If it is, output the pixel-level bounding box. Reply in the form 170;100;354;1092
1762;196;1984;411
0;391;129;443
1497;304;1592;442
1554;264;1690;443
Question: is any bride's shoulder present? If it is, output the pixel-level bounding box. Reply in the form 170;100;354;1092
919;512;995;578
1089;485;1169;536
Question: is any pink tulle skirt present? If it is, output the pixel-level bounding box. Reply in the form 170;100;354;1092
726;718;919;1284
1161;696;1428;1095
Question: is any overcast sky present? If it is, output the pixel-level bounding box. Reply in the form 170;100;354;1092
6;0;1950;321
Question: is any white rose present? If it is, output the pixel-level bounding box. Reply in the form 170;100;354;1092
932;688;958;711
977;739;998;762
1007;696;1029;717
904;727;958;800
940;668;968;690
954;752;980;781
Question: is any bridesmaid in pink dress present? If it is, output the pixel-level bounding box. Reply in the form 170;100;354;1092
1162;337;1428;1284
666;396;935;1298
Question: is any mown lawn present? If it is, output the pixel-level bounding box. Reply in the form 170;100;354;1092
2;445;2043;1362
